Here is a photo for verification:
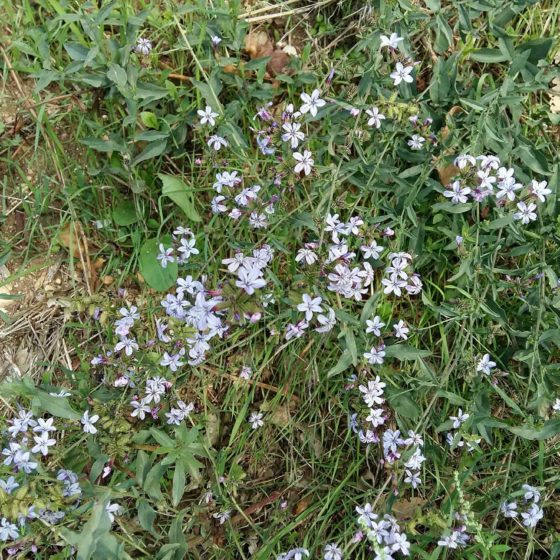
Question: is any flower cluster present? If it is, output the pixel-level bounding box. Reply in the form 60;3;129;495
501;484;544;528
349;375;425;490
211;170;277;229
355;504;410;558
0;408;121;546
445;408;481;452
437;514;471;549
277;547;310;560
223;244;273;296
443;154;551;225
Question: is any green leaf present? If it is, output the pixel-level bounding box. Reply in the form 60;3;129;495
384;345;432;361
516;144;549;174
469;48;510;63
139;236;178;292
63;497;112;560
133;139;167;166
172;461;186;507
516;38;553;64
81;136;126;153
34;392;81;420
190;73;222;112
360;293;381;325
344;328;358;365
168;511;187;545
135;82;169;101
140;111;159;129
290;212;319;233
158;174;201;222
1;380;81;420
113;200;138;226
432;202;472;213
137;498;158;534
107;63;128;89
388;393;421;419
327;349;353;377
150;428;175;448
94;533;128;560
135;450;151;485
64;42;89;61
144;461;167;500
134;131;169;142
509;419;560;440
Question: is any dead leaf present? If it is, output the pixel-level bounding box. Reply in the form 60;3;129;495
392;496;427;520
245;31;273;59
206;412;220;446
437;163;459;186
293;496;312;516
245;31;272;58
223;64;239;75
58;221;97;290
282;45;298;57
267;50;290;77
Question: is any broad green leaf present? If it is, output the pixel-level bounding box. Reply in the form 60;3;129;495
139;236;178;291
168;511;187;545
388;393;421;419
34;392;81;420
67;497;112;560
137;498;158;534
133;139;167;166
509;419;560;440
140;111;159;129
81;136;126;153
158;174;202;222
469;48;510;63
64;42;89;61
135;450;151;485
384;345;432;361
360;293;381;325
144;461;167;500
327;349;353;377
344;328;358;365
107;63;128;89
1;380;81;420
150;428;175;448
113;200;138;226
